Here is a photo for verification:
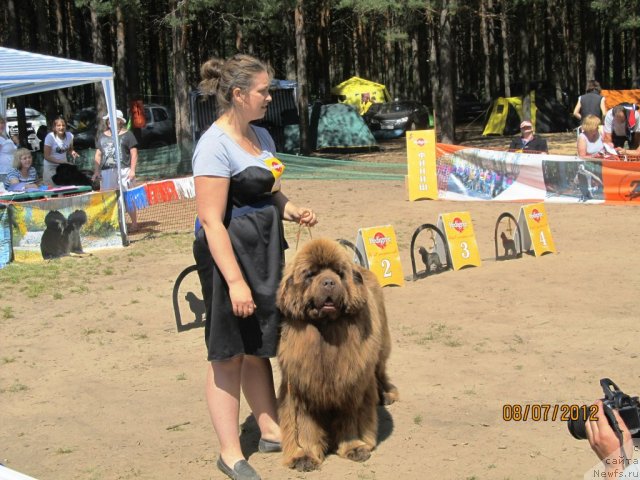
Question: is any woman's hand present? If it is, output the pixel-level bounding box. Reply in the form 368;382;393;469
228;279;256;318
295;207;318;226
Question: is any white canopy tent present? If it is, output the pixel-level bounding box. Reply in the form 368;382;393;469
0;46;129;238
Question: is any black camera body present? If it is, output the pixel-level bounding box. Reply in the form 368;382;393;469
568;378;640;440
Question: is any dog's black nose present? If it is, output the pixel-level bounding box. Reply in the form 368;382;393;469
322;278;336;289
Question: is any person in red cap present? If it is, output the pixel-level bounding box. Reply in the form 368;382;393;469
508;120;548;153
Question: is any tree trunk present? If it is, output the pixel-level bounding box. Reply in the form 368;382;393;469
479;0;492;102
170;0;192;163
317;0;331;99
427;7;440;126
438;2;455;143
519;4;531;120
54;0;72;118
86;2;106;148
547;1;565;103
295;0;310;154
5;0;18;48
126;10;140;102
631;32;638;87
115;5;127;108
500;0;510;97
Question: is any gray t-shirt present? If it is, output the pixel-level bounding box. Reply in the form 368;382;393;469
192;124;276;178
97;130;138;169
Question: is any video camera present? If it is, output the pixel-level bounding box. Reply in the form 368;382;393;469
568;378;640;440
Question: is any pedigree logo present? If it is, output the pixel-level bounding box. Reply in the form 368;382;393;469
369;232;392;249
271;160;283;173
449;217;467;233
529;209;543;222
417;138;425;147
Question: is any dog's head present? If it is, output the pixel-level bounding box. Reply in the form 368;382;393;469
500;232;508;241
67;210;88;227
44;210;66;231
277;238;368;322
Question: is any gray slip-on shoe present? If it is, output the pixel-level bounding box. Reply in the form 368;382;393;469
216;456;261;480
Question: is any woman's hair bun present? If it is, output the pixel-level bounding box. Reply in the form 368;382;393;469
199;58;225;95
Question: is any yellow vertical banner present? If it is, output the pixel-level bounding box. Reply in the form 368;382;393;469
355;225;404;287
406;129;438;201
437;211;482;270
517;203;556;256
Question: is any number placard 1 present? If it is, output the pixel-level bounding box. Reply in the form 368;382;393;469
355;225;405;287
437;211;482;270
517;203;556;256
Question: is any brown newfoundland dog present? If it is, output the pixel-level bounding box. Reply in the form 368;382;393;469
276;238;399;471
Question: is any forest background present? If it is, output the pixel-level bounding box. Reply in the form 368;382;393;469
1;0;639;150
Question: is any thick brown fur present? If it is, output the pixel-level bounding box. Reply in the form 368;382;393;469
276;238;399;472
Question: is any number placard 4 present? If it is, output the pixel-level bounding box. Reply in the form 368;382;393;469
518;203;556;256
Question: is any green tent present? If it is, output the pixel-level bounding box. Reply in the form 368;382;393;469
284;103;378;153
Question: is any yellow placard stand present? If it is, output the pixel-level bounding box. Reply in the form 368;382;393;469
437;212;482;270
406;130;438;201
517;203;556;256
355;225;404;287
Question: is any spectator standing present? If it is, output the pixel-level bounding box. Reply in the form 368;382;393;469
509;120;549;153
573;80;607;121
91;109;139;231
43;116;79;186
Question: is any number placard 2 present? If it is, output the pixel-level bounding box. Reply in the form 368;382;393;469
355;225;405;287
517;203;556;256
437;211;482;270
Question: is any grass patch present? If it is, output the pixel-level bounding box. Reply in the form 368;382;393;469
2;306;14;319
413;414;423;425
176;373;187;381
56;447;73;454
415;322;463;347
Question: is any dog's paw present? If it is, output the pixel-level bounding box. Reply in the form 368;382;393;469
380;386;399;405
345;445;372;462
288;455;321;472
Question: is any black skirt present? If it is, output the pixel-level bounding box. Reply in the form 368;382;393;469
193;204;285;361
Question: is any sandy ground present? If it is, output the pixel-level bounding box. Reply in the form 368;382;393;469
3;130;640;480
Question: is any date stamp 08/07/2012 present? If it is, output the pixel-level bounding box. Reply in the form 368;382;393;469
502;403;599;422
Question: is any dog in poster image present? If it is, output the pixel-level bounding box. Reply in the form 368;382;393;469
276;238;399;472
40;209;88;259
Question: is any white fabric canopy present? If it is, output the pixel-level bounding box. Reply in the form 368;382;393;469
0;47;128;238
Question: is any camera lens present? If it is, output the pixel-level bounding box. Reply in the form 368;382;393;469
567;417;587;440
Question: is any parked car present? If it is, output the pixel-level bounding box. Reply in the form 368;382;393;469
364;100;432;139
5;108;47;151
454;93;489;123
69;103;176;150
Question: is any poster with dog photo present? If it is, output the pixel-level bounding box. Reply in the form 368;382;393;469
9;191;123;262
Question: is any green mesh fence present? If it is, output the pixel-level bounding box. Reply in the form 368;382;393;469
30;147;405;240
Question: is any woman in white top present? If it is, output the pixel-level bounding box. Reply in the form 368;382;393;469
43;116;79;186
577;114;606;157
